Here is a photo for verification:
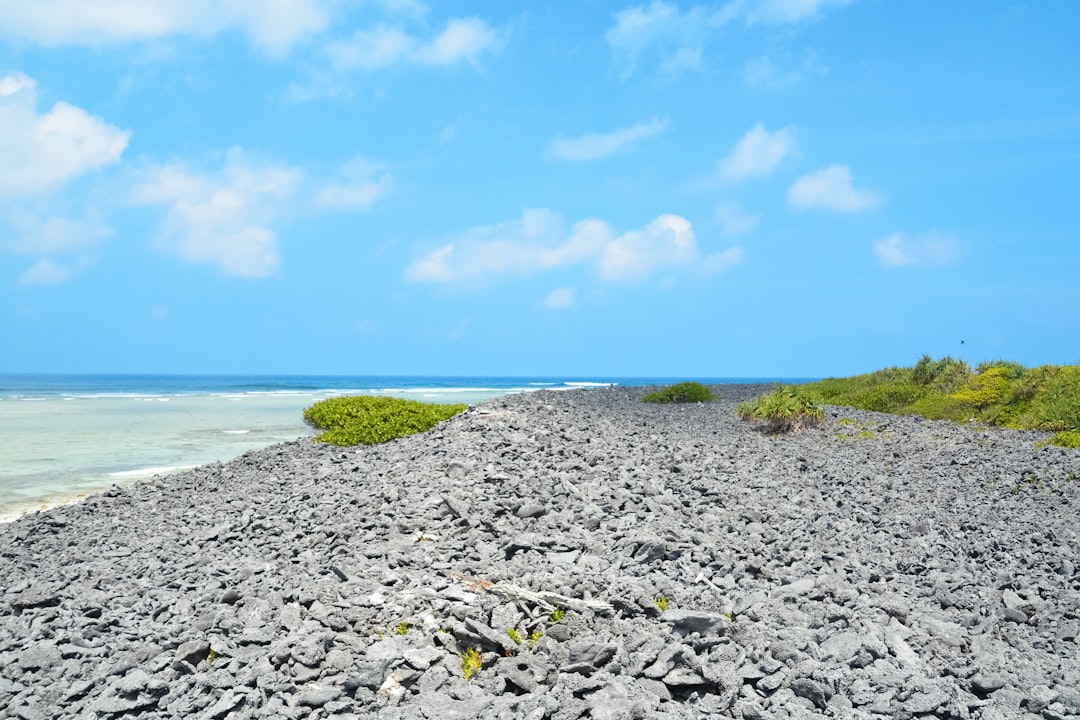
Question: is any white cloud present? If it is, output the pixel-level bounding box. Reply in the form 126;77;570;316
719;123;797;182
873;232;960;267
542;287;576;309
547;118;669;161
703;246;746;274
327;16;498;71
716;202;760;236
405;209;742;284
132;148;303;277
315;155;392;210
742;48;827;87
0;0;330;55
0;73;129;198
787;164;883;211
6;208;113;255
606;2;711;79
18;259;78;286
606;0;852;77
721;0;856;25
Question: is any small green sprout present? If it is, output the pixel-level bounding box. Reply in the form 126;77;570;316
655;596;670;611
461;647;482;681
528;630;543;648
207;649;216;665
395;621;410;636
548;607;565;623
507;628;521;645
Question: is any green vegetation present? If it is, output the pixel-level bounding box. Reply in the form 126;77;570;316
654;596;670;611
395;621;410;636
737;385;825;433
643;382;716;404
800;355;1080;448
506;628;522;645
461;647;483;681
304;395;467;446
528;630;543;648
548;607;565;623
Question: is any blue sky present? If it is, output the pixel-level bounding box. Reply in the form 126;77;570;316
1;0;1077;377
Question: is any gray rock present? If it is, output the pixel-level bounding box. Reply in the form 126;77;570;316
661;609;731;636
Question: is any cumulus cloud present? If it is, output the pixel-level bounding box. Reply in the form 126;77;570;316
0;73;129;198
0;0;330;55
327;17;498;71
788;164;883;211
542;287;576;310
873;232;960;267
719;123;797;183
405;209;743;284
132;148;303;277
546;118;669;161
314;155;392;210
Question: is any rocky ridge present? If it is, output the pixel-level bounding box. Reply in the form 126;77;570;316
1;385;1078;719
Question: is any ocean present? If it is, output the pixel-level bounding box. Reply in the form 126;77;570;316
0;374;801;522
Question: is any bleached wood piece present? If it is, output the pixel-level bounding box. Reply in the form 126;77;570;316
487;582;613;616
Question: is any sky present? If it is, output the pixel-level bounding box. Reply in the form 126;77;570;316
1;0;1078;378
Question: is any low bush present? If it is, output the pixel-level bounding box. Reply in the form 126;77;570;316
643;382;716;404
738;385;824;433
304;395;467;446
800;356;1080;448
1050;430;1080;449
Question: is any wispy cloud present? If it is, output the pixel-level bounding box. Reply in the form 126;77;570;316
18;258;83;286
326;17;499;71
606;2;712;79
0;0;331;55
546;118;669;161
724;0;857;26
131;148;303;278
314;155;392;210
0;73;129;198
873;232;960;267
716;202;760;235
742;47;827;87
542;287;576;309
788;164;883;211
606;0;856;78
404;209;743;284
718;123;798;182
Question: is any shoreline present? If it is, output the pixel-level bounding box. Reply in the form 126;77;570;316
2;385;1078;718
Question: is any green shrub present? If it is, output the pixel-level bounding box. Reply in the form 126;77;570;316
738;385;824;433
304;395;467;446
1049;430;1080;449
1028;365;1080;431
911;354;972;392
948;367;1013;408
847;383;927;413
643;382;716;404
975;359;1027;379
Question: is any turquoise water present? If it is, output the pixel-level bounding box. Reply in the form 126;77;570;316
0;375;805;521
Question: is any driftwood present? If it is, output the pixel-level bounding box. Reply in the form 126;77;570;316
450;571;612;616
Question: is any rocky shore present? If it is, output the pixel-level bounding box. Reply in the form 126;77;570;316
2;386;1079;719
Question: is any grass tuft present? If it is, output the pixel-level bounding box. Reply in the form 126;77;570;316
737;385;824;433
